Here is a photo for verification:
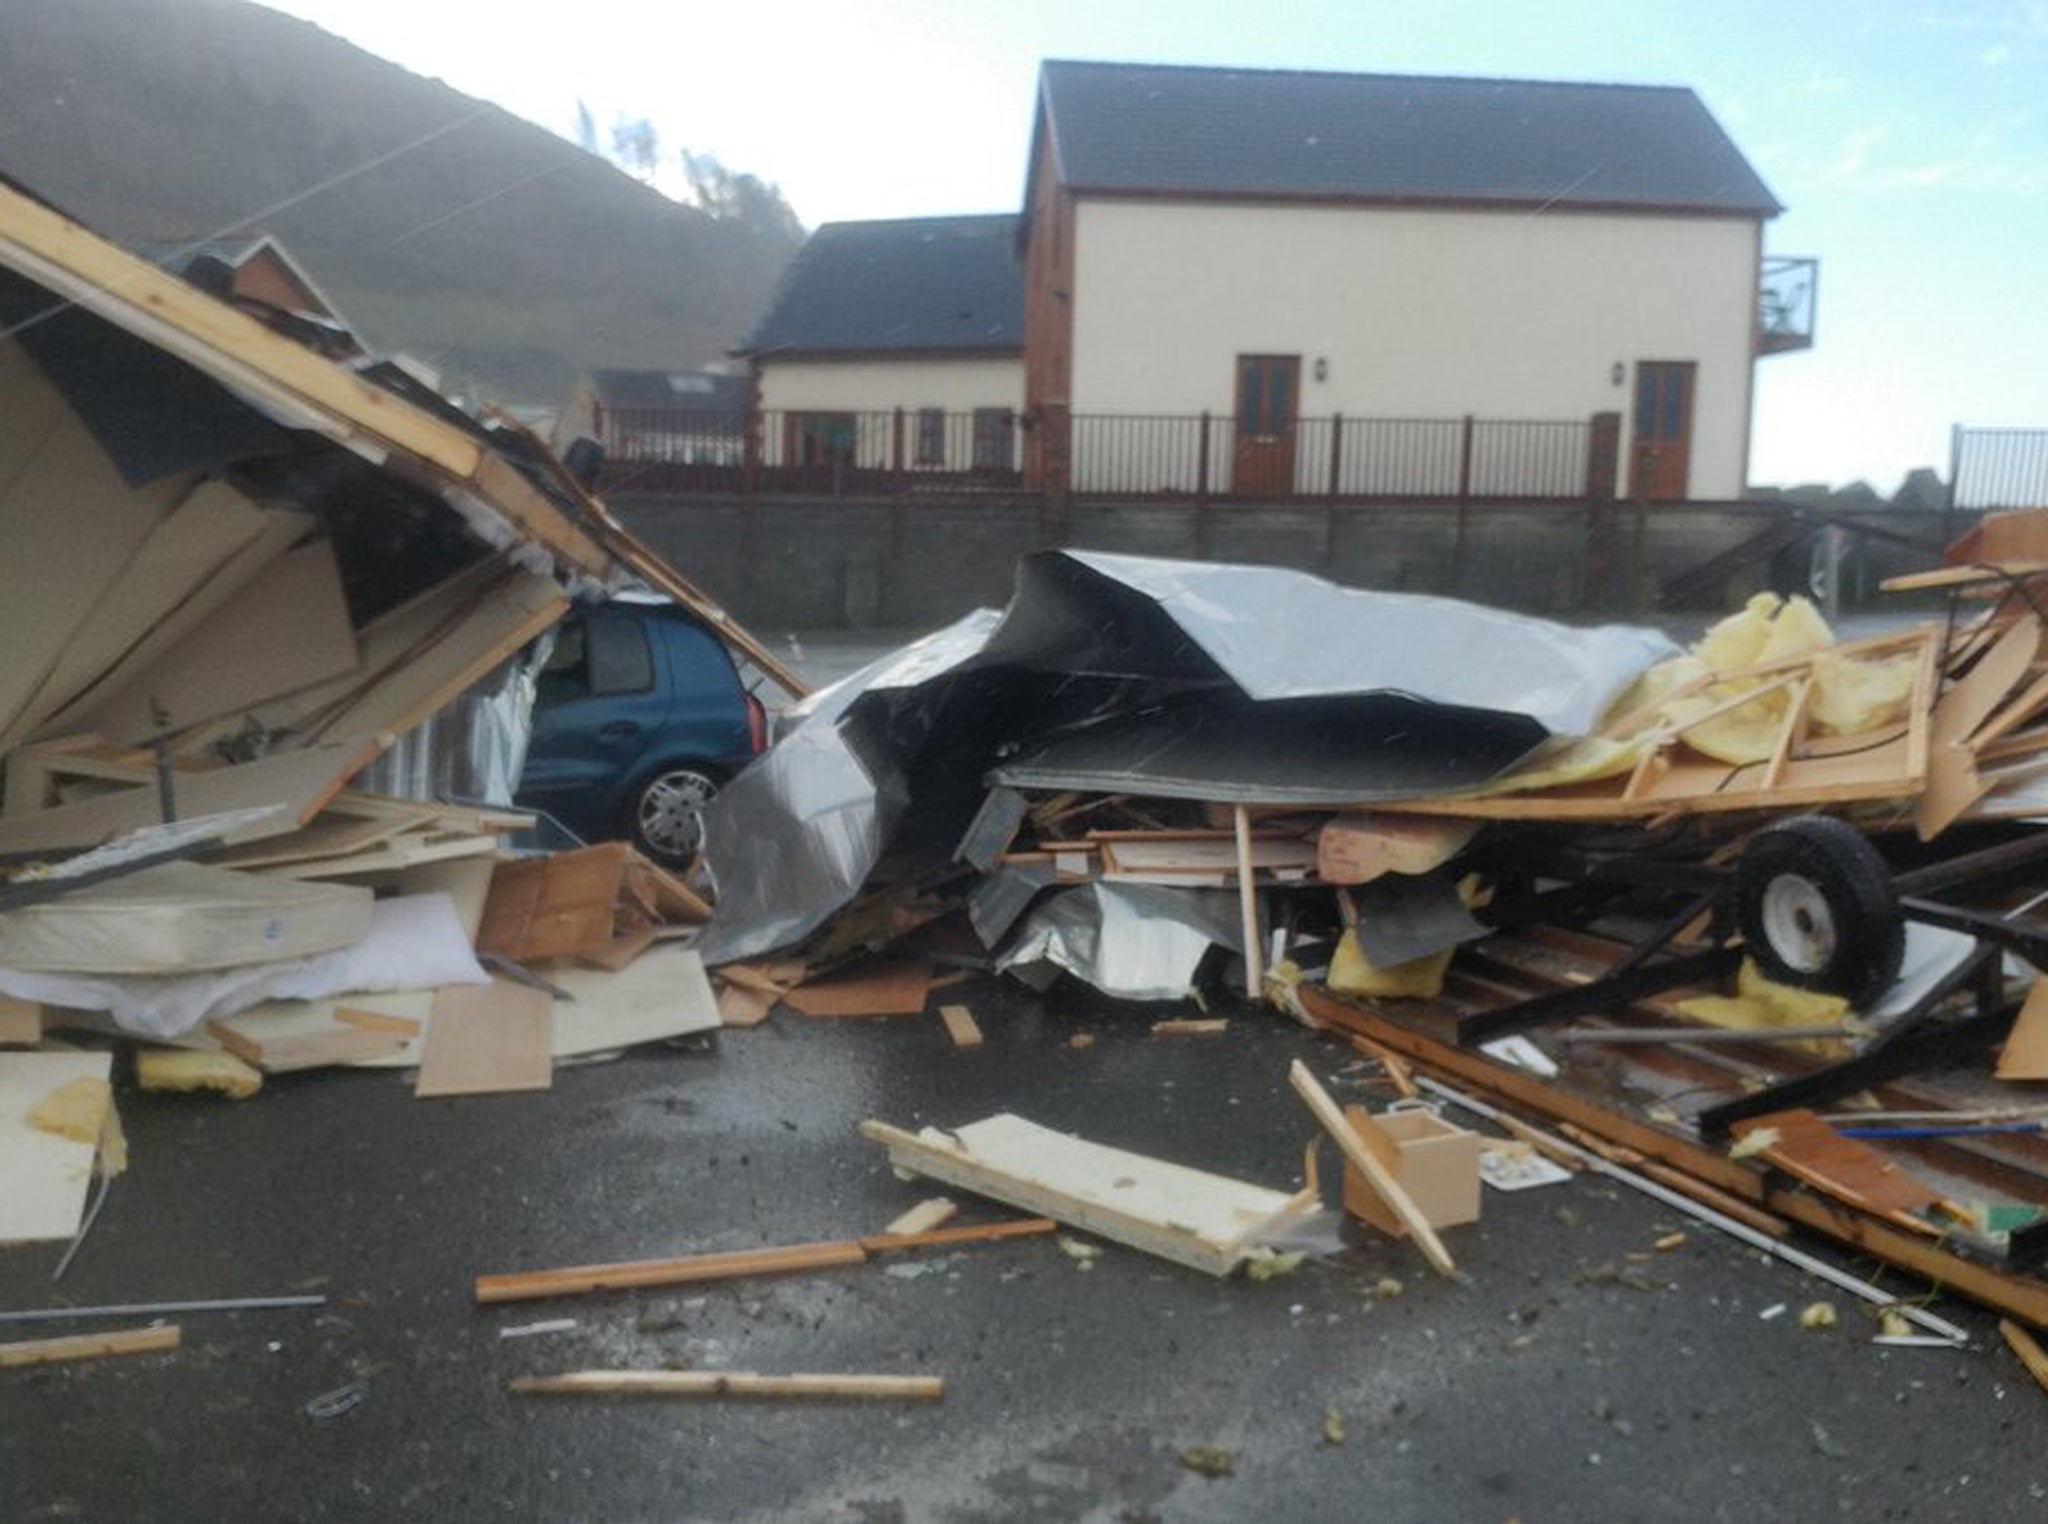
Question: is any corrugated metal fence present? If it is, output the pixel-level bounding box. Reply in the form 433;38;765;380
1953;427;2048;510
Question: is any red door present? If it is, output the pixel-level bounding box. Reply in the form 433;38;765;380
1232;355;1299;496
1629;361;1695;501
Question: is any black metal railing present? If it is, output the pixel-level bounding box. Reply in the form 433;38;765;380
592;405;1602;503
1953;427;2048;510
1067;412;1592;500
1758;256;1819;355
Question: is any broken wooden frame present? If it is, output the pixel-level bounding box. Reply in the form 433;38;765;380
1297;954;2048;1330
0;173;801;879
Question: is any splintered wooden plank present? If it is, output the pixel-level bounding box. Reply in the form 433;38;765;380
1729;1110;1942;1226
1917;618;2045;839
1316;813;1479;884
476;844;632;963
783;961;935;1019
1098;835;1318;879
414;981;553;1098
208;811;422;870
206;1018;412;1075
477;1239;869;1303
333;1008;423;1039
576;925;659;973
858;1113;1316;1276
937;1004;984;1048
626;855;713;924
1996;977;2048;1081
2001;1320;2048;1399
717;983;777;1029
0;1324;180;1369
884;1198;959;1237
511;1370;942;1401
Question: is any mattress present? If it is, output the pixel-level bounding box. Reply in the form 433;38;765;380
0;862;373;974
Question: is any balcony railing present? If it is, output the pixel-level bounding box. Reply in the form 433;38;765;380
590;405;1613;505
1758;256;1818;356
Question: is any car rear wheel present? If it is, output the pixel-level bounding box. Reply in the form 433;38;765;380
629;765;720;868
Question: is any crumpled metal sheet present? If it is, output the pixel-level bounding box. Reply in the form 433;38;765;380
356;642;546;808
1007;551;1676;733
697;611;1000;964
994;883;1243;1001
696;551;1676;966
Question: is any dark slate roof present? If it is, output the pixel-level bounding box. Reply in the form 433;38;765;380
1038;61;1781;217
737;214;1023;356
590;368;749;414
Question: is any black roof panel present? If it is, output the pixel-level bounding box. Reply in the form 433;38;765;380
1040;61;1781;216
738;214;1024;356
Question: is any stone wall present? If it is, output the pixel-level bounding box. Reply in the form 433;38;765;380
612;492;1975;630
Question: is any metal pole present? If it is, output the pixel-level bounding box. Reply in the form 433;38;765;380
0;1294;327;1325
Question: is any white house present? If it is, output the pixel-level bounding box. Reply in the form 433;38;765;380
734;215;1025;477
722;63;1807;504
1021;60;1801;502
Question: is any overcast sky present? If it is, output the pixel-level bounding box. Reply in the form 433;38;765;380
259;0;2048;494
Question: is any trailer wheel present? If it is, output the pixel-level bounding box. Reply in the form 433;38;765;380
1735;815;1904;1009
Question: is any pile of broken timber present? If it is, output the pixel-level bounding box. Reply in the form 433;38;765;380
1294;926;2048;1332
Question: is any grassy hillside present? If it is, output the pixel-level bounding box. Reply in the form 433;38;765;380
0;0;800;404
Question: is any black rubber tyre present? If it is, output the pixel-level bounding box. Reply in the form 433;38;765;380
1734;814;1904;1009
625;764;721;869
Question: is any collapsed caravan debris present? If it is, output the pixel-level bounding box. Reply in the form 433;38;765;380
697;550;1675;968
691;529;2048;1332
0;171;774;1243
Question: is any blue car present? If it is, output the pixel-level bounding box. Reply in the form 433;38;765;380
514;594;767;866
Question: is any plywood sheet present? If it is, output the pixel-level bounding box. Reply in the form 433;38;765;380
0;337;197;745
544;948;722;1054
86;537;358;745
0;1050;112;1244
477;843;631;961
247;559;563;749
862;1112;1316;1276
0;738;373;858
783;961;935;1019
217;945;722;1066
1730;1109;1942;1223
18;486;302;743
415;980;553;1098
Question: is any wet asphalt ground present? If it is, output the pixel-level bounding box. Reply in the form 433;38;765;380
5;973;2048;1523
7;618;2039;1522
